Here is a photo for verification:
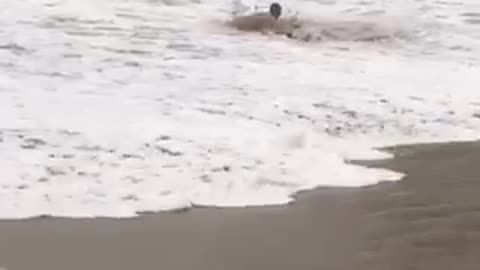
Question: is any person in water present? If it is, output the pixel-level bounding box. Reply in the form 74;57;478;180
229;2;297;35
266;2;282;19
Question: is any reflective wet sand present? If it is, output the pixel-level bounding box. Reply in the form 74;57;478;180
355;141;480;270
1;141;479;270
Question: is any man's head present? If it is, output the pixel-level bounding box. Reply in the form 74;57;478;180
269;2;282;19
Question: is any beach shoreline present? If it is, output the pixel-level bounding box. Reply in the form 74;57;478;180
1;140;480;270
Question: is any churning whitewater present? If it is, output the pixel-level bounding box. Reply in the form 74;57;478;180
0;0;479;218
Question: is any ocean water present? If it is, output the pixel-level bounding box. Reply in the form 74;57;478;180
0;0;479;218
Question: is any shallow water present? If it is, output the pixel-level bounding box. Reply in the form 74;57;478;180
0;0;479;218
1;141;480;270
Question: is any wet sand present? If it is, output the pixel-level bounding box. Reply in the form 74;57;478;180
1;141;480;270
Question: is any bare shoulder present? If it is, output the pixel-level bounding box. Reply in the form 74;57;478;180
230;14;276;31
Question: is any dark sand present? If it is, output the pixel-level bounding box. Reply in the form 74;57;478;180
1;141;480;270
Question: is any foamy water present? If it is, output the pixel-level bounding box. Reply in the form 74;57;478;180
0;0;479;218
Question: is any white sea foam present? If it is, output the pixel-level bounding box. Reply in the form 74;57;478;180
0;0;479;218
